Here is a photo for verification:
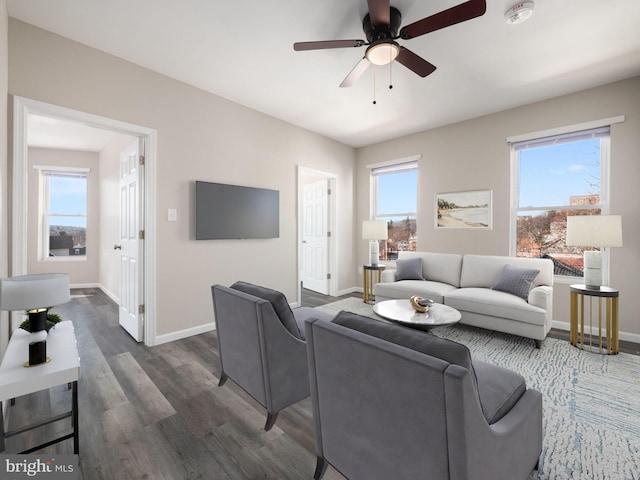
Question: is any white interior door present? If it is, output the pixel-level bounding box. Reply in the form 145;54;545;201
302;179;329;295
118;139;144;341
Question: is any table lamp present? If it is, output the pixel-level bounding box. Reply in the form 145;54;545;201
362;220;388;265
0;273;70;365
565;215;623;289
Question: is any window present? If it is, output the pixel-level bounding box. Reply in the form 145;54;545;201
370;158;418;261
510;126;610;280
38;167;89;260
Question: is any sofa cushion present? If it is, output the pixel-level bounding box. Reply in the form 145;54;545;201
396;257;425;281
473;360;527;424
460;255;553;289
374;280;458;304
445;288;547;326
397;251;463;287
491;264;540;300
332;310;478;393
230;281;302;339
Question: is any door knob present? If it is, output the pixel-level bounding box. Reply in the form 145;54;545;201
114;244;122;250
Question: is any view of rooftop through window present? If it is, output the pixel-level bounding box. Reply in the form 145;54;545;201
46;173;88;257
374;167;417;260
515;134;604;277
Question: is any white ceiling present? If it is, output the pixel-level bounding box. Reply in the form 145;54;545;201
8;0;640;148
28;114;116;152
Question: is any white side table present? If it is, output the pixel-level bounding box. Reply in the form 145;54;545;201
0;321;80;453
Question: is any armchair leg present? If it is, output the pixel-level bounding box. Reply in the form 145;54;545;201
218;372;228;386
313;457;327;480
264;412;278;431
534;339;542;349
535;459;540;470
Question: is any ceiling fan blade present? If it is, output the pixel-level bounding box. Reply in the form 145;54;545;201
294;40;365;51
399;0;486;39
367;0;390;28
395;47;436;77
340;57;371;87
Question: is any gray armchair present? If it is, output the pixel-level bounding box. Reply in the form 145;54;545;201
211;281;335;431
305;311;543;480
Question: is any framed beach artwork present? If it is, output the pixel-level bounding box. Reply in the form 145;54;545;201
435;190;492;229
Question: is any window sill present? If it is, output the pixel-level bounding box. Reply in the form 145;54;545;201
554;275;585;286
39;256;87;262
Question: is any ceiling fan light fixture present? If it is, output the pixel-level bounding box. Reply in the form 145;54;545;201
366;42;400;66
504;2;535;25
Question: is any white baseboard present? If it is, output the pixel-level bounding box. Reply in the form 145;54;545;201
154;322;216;346
337;286;362;296
69;283;119;303
98;285;119;304
69;282;100;289
552;319;640;344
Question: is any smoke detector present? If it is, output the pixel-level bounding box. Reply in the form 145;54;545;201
505;2;535;24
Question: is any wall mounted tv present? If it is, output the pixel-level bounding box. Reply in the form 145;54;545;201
195;181;280;240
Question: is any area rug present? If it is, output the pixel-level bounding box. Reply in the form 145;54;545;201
316;298;640;480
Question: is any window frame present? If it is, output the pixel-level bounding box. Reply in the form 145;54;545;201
508;120;621;284
368;155;420;261
36;165;90;262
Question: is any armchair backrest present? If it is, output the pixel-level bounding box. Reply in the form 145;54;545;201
211;284;310;416
230;281;303;339
305;316;477;480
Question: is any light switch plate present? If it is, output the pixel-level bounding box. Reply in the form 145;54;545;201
168;209;177;222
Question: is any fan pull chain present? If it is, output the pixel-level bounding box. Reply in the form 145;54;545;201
372;69;377;105
389;59;393;90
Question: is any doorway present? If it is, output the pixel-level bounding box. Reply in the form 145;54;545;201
12;96;158;345
297;167;337;303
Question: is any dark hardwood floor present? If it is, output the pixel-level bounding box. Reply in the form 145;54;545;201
4;288;346;480
3;287;637;479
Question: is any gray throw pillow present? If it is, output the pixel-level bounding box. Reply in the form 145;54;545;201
396;257;424;281
490;264;540;300
230;281;302;339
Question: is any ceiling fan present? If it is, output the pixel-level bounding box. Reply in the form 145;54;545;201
293;0;487;87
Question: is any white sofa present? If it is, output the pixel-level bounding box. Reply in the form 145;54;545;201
373;251;554;348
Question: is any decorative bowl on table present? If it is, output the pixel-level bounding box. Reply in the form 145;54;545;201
410;296;433;313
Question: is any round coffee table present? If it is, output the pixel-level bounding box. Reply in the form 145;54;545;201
373;299;461;329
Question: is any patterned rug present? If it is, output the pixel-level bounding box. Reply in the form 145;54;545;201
316;298;640;480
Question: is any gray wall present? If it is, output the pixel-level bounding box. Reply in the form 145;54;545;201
27;148;100;283
5;15;639;344
0;0;8;354
356;77;640;339
8;19;357;341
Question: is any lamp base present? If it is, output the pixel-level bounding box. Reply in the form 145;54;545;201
369;240;380;265
28;340;48;365
24;356;52;368
584;251;603;289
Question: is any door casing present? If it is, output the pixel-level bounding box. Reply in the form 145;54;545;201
297;166;338;304
12;96;159;345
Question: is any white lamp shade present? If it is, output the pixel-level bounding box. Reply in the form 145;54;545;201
362;220;388;240
565;215;623;247
0;273;70;311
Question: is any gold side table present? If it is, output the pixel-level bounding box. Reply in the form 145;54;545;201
363;264;385;304
569;284;619;354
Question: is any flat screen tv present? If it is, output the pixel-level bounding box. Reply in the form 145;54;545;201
195;181;280;240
